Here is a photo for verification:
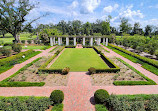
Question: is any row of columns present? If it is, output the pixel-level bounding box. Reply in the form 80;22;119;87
50;37;108;46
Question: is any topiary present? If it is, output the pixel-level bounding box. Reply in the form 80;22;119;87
62;67;70;75
21;40;25;44
12;44;22;53
155;50;158;59
50;90;64;104
27;40;32;44
88;67;96;74
94;89;109;104
1;48;12;57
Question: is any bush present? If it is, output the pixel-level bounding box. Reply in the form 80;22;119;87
27;40;32;44
21;40;25;44
94;89;109;104
95;104;108;111
51;104;63;111
62;67;70;75
155;50;158;59
3;43;12;46
1;48;12;57
50;90;64;104
88;67;96;74
12;44;22;53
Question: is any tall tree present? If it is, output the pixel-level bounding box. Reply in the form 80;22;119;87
0;30;7;38
144;25;152;36
83;22;91;35
119;18;132;34
133;22;141;35
0;0;41;43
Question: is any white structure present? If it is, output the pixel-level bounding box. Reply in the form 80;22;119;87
50;36;108;46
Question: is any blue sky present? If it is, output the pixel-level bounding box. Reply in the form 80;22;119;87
27;0;158;28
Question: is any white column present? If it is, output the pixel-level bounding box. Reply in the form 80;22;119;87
90;37;93;46
98;38;101;45
103;38;105;45
66;37;69;46
53;37;55;45
83;37;85;45
50;37;53;46
74;37;76;46
58;37;61;45
60;37;62;45
106;38;108;46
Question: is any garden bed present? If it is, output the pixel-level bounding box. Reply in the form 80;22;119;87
0;57;68;87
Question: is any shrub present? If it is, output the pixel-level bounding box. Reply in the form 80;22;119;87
0;40;4;45
50;90;64;104
3;43;12;46
94;89;109;104
88;67;96;74
1;48;12;57
62;67;70;75
155;50;158;59
27;40;32;44
21;40;25;44
12;44;22;53
95;104;108;111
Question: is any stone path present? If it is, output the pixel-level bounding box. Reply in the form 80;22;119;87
0;45;158;111
76;44;83;48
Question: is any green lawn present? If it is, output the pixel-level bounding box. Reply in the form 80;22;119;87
22;45;51;50
0;33;37;44
50;48;109;71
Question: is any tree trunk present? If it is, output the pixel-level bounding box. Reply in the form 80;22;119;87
2;34;5;38
13;34;20;43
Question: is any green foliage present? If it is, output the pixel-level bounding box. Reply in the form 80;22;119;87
27;40;32;44
12;44;22;53
155;50;158;59
95;104;108;111
0;50;41;74
88;67;96;74
1;48;11;57
104;94;158;111
113;58;156;85
50;90;64;104
0;96;51;111
0;57;45;87
52;104;63;111
94;89;109;104
21;40;25;44
62;67;70;75
108;44;158;76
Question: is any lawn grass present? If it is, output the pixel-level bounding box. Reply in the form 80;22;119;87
22;45;51;50
50;48;109;71
0;33;37;44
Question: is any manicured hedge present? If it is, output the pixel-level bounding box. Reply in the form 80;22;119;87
0;50;36;66
93;46;120;73
65;46;75;48
39;46;65;73
83;46;93;48
52;104;63;111
0;57;45;87
113;58;156;85
95;104;108;111
109;44;158;68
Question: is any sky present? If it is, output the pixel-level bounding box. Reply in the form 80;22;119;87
27;0;158;28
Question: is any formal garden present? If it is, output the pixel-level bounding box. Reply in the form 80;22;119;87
1;0;158;110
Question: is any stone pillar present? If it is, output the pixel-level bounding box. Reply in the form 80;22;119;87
53;37;55;45
83;37;85;45
90;37;93;46
106;38;108;46
50;37;53;46
58;37;61;45
103;38;105;45
74;37;76;46
60;37;62;45
66;37;69;46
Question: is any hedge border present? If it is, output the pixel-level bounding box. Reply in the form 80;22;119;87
65;46;76;48
108;44;158;68
93;46;120;73
113;58;156;85
38;46;65;73
0;57;45;87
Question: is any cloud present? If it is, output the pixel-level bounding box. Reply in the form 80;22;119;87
68;0;79;9
103;4;119;13
80;0;101;14
149;4;158;8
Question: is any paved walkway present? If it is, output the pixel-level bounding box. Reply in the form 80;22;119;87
76;44;83;48
0;45;158;111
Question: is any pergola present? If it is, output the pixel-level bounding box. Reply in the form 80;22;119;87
50;36;109;46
